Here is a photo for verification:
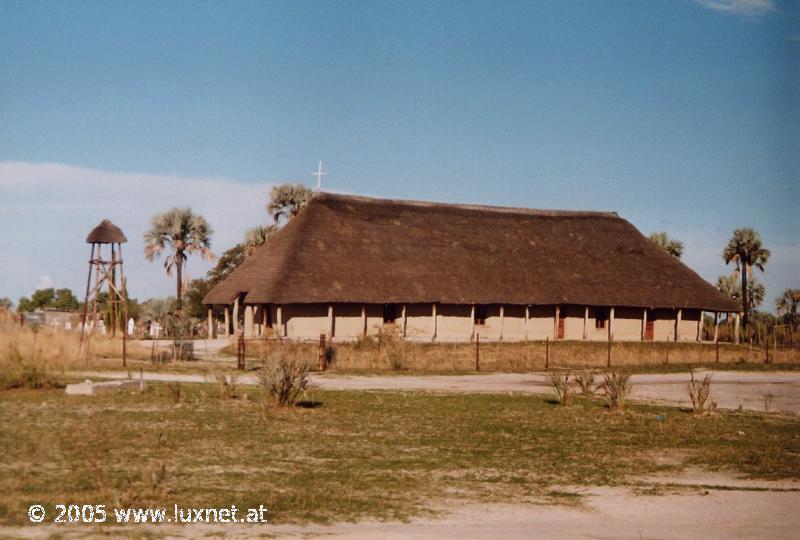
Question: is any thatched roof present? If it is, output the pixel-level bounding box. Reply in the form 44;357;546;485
86;219;127;244
203;193;738;312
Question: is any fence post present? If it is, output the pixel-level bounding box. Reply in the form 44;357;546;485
318;333;326;371
475;334;480;372
665;336;670;365
765;334;770;364
545;336;549;369
237;332;245;371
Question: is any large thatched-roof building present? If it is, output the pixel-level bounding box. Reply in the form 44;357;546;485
203;193;739;342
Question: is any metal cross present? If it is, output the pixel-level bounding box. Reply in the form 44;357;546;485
312;160;327;192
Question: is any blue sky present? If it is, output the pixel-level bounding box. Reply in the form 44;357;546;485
1;0;798;309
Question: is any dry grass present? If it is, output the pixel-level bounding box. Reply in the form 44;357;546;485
0;386;797;527
232;337;800;373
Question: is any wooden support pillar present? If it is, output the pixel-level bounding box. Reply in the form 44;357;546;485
675;308;682;342
207;308;215;339
641;308;647;341
734;313;740;344
223;306;230;337
361;304;367;337
402;304;407;338
696;311;702;342
583;306;589;340
554;305;560;339
262;304;268;335
431;303;437;342
471;305;476;341
277;305;284;337
244;305;254;337
232;296;240;334
713;312;719;343
524;305;530;341
609;307;615;342
328;304;334;339
499;305;505;341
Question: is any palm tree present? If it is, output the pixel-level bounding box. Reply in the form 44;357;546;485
648;232;684;259
243;225;276;257
267;183;312;224
722;228;770;331
144;208;214;311
777;289;800;327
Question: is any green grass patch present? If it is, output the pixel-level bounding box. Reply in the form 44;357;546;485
0;385;798;527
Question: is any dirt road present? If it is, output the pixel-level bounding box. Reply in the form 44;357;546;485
77;369;800;413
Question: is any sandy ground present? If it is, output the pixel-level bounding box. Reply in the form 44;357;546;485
78;369;800;413
4;473;799;539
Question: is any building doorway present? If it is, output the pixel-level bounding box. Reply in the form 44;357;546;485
645;310;654;341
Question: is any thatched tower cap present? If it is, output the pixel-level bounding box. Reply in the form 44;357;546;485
86;219;127;244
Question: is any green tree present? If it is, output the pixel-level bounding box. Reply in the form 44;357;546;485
17;288;55;312
144;208;214;311
267;183;312;224
723;228;770;331
0;297;13;311
140;297;176;325
52;288;80;311
648;232;684;259
207;244;246;287
776;289;800;328
244;224;276;257
717;274;765;314
184;278;214;319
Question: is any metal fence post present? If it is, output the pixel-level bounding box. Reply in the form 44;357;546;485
318;333;326;371
475;334;480;372
237;332;245;370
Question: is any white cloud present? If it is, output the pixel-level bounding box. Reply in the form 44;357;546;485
0;161;271;302
35;275;54;292
693;0;777;16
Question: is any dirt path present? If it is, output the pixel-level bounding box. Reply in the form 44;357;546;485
6;473;798;539
76;369;800;413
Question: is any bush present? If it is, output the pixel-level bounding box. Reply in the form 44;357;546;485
600;371;631;410
687;367;714;414
549;372;576;406
215;372;238;400
573;368;596;395
376;326;406;371
0;341;62;390
259;352;310;407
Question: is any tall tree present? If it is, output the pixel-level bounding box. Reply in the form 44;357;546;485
0;298;12;311
144;208;214;311
267;183;312;224
717;274;765;314
776;289;800;327
648;232;684;259
243;224;276;257
722;228;770;331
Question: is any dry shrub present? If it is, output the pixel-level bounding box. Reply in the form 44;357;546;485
376;326;407;371
166;381;182;403
549;372;576;406
259;350;310;407
762;392;774;413
0;333;63;390
215;372;238;400
573;368;596;395
600;371;631;410
687;367;714;414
